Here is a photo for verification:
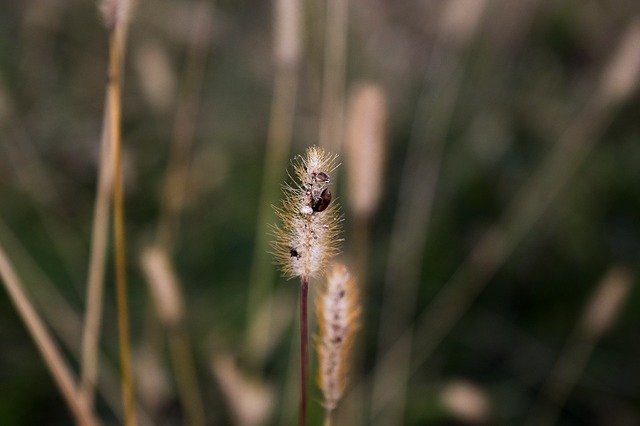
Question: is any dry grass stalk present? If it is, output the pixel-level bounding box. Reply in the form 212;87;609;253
211;354;275;426
140;245;205;426
140;246;184;329
80;93;113;410
597;20;640;106
275;0;301;68
580;267;631;338
316;263;360;424
0;244;97;425
0;219;154;423
101;0;136;424
133;41;176;114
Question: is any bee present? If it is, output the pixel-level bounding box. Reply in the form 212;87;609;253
312;187;332;212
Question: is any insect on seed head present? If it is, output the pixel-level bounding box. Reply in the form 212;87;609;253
316;171;330;183
312;187;332;213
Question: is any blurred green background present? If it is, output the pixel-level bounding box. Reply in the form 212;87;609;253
1;0;639;424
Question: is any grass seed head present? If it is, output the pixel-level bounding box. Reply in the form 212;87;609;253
271;146;342;279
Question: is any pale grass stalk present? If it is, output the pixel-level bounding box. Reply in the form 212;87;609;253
0;243;96;425
80;98;112;409
211;354;275;426
103;0;136;423
369;18;640;422
345;82;386;279
318;0;347;155
140;246;205;426
341;81;386;423
344;83;386;221
316;264;360;425
245;0;301;365
525;267;632;426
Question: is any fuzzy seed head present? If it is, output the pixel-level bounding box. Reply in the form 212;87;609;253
345;82;386;217
316;263;360;411
272;146;342;279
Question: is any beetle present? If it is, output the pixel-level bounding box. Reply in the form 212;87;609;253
312;187;332;212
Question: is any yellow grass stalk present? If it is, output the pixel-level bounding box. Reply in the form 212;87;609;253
101;0;136;424
316;263;360;425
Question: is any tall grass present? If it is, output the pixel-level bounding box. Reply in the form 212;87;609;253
1;1;640;425
271;146;342;425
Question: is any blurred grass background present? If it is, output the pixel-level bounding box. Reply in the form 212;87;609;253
1;0;640;424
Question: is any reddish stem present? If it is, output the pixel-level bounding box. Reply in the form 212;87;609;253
299;276;309;426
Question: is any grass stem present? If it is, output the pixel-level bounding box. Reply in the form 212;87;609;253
299;276;309;426
80;96;112;410
108;22;136;426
